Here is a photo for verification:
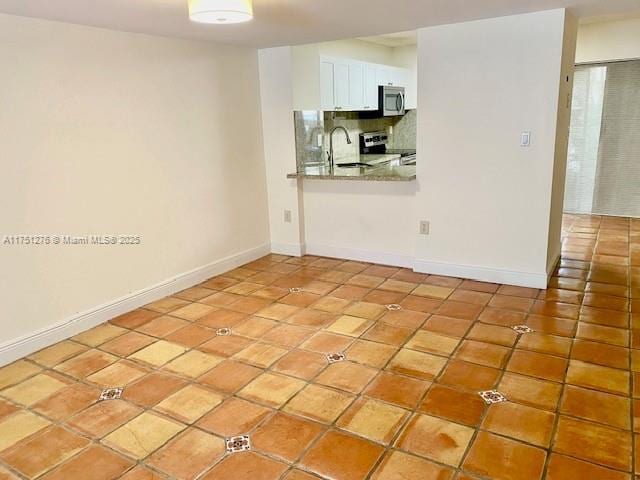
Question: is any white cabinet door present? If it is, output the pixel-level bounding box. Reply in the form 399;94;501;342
348;62;365;110
377;66;409;88
320;60;335;110
364;64;378;111
376;67;393;88
333;61;350;111
392;68;408;88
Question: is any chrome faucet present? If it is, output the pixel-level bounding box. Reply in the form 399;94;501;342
327;126;352;171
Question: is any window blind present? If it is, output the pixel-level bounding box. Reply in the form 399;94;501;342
564;59;640;219
592;60;640;218
564;65;606;214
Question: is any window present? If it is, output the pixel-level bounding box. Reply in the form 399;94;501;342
564;60;640;218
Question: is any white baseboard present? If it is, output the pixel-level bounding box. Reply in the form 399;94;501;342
271;242;305;257
413;259;548;289
0;243;271;367
546;246;561;283
305;243;414;268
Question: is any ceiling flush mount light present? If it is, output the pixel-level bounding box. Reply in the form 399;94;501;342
188;0;253;24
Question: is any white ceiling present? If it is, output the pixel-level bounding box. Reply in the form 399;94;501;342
0;0;639;48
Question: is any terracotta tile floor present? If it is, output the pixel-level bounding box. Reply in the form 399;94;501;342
1;213;639;479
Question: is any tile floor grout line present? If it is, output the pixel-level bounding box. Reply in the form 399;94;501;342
6;298;620;474
542;214;585;480
539;292;580;478
454;289;539;478
542;215;634;478
386;291;482;480
359;299;441;480
1;230;639;479
8;314;314;477
277;289;416;479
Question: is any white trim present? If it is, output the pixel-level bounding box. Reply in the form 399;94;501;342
271;242;305;257
305;243;414;268
546;246;561;283
413;259;548;289
0;243;270;367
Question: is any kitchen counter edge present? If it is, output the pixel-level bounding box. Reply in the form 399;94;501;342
286;172;416;182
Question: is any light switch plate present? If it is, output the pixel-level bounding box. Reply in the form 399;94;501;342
521;131;531;147
419;221;430;235
284;210;292;223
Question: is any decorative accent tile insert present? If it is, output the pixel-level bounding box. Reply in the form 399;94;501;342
326;352;346;364
511;325;534;334
479;390;508;405
216;328;231;336
226;435;251;453
289;287;303;293
99;387;123;401
386;304;402;311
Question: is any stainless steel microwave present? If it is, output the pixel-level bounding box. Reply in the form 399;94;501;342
379;85;405;116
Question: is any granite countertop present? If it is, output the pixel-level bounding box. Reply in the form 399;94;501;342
287;154;417;182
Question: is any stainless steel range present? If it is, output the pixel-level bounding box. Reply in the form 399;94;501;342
359;131;416;165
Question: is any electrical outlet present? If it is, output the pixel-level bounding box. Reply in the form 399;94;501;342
419;221;430;235
284;210;292;223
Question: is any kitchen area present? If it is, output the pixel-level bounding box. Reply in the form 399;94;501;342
287;32;418;181
258;30;421;268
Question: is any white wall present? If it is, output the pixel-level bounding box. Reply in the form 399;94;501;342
292;44;322;111
258;47;305;255
391;44;418;109
576;17;640;63
317;39;395;65
547;13;579;271
0;14;270;361
414;9;574;287
276;11;574;287
303;181;417;267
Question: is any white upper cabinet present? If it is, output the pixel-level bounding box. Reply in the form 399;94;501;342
333;61;350;110
392;68;409;89
376;67;393;87
348;62;365;110
376;66;405;87
319;55;411;112
320;60;335;110
363;64;378;111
